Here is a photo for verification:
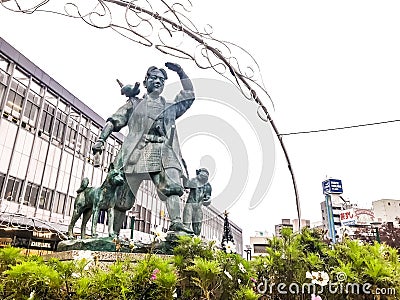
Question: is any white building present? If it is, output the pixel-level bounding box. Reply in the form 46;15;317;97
292;219;311;232
372;199;400;226
247;230;272;258
274;218;293;237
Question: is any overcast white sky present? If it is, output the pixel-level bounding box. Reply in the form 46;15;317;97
2;0;400;242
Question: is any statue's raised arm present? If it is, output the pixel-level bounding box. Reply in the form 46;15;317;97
165;62;195;119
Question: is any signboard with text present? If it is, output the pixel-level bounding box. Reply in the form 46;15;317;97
340;208;375;226
340;209;356;226
322;179;343;194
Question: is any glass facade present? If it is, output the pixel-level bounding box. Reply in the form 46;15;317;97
0;50;122;233
0;37;242;252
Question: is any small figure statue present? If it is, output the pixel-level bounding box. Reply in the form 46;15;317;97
183;168;212;236
92;62;195;236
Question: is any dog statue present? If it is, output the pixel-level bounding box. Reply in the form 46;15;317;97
67;164;124;239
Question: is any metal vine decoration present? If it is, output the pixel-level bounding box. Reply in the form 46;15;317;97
0;211;69;240
1;0;301;222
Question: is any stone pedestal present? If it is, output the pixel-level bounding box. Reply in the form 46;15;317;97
42;250;171;270
43;250;150;262
57;238;118;252
166;230;194;242
57;231;194;254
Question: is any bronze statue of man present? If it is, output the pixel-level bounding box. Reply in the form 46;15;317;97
183;168;212;236
92;62;195;236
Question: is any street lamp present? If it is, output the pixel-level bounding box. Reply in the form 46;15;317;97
370;221;381;244
244;244;252;261
128;210;141;240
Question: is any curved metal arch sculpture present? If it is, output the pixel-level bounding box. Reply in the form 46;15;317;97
1;0;301;222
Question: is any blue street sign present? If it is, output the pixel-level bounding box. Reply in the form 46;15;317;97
325;194;336;243
322;179;343;194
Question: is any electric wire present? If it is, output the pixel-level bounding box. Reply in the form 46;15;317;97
280;119;400;136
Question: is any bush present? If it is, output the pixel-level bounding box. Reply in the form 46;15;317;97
0;230;398;300
0;246;24;273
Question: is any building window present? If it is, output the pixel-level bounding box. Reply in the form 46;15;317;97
5;176;22;203
4;79;26;123
0;173;5;197
39;102;55;138
65;114;79;150
64;196;74;216
29;79;42;96
22;83;41;132
97;210;106;224
253;244;267;254
0;56;10;111
76;124;88;156
121;215;128;229
145;210;152;233
38;187;53;210
52;192;66;214
0;83;6;106
388;202;391;206
24;182;39;207
22;94;39;132
0;56;9;73
86;124;100;165
53;108;68;145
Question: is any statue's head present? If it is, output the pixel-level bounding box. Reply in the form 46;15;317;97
143;66;168;97
196;168;209;183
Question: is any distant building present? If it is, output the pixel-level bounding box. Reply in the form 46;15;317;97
274;218;310;236
247;230;272;258
311;221;324;229
372;199;400;226
249;236;268;256
292;219;310;232
274;219;293;237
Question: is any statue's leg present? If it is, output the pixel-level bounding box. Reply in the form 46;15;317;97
68;209;81;239
112;175;141;237
192;207;203;236
68;195;85;239
192;222;201;236
81;208;92;239
91;204;101;238
107;206;115;237
183;203;192;229
112;209;126;238
152;168;192;233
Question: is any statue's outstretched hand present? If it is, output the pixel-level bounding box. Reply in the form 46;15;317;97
203;198;211;206
165;62;183;73
92;141;104;155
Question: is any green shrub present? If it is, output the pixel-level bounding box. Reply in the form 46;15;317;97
0;246;24;273
75;261;131;300
3;260;62;299
129;254;177;300
0;229;398;300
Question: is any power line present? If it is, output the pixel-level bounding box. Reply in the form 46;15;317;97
279;119;400;136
